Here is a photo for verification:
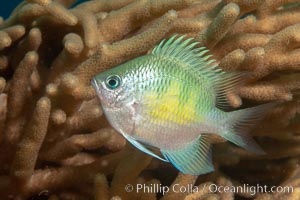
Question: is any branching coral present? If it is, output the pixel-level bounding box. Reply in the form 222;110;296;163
1;0;300;199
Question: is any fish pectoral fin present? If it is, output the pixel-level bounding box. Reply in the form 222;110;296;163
161;135;214;175
123;133;168;162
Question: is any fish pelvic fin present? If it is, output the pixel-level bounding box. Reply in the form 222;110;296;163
161;135;214;175
219;102;279;154
123;133;168;162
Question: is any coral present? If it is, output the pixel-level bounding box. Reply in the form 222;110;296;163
1;0;300;199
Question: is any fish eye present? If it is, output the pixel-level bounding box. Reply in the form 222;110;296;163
105;75;121;90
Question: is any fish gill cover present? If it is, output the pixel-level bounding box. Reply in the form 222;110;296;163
0;0;300;200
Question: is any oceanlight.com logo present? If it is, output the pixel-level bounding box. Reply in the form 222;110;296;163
208;184;293;196
124;183;294;196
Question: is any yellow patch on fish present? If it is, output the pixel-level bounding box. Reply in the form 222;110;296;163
145;81;202;125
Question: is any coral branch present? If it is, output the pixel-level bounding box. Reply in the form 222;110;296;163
0;94;7;140
6;51;37;117
72;9;97;48
0;31;11;50
110;146;152;199
0;77;6;93
184;182;214;200
0;55;8;70
40;128;114;161
4;52;38;144
11;97;51;180
24;151;124;197
94;174;110;200
76;0;135;13
162;173;198;200
71;10;177;86
27;0;78;25
196;3;240;48
96;0;193;43
219;49;245;71
223;0;262;14
65;99;103;130
3;25;26;43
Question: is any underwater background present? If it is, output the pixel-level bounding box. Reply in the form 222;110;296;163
1;0;300;199
0;0;87;18
0;0;22;19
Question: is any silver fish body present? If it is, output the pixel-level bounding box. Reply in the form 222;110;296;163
92;35;274;175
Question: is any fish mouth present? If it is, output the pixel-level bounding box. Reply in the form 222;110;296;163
91;78;102;98
91;78;110;106
91;78;99;90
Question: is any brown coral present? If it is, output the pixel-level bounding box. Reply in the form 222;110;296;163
1;0;300;199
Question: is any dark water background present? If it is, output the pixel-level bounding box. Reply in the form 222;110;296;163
0;0;88;19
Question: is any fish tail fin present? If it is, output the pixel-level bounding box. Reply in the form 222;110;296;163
218;102;278;154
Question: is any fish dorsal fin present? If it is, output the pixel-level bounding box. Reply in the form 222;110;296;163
151;34;217;73
152;35;249;109
215;72;250;110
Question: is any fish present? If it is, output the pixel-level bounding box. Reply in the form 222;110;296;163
91;35;275;175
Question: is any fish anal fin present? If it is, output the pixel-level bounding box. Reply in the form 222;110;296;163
161;135;214;175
